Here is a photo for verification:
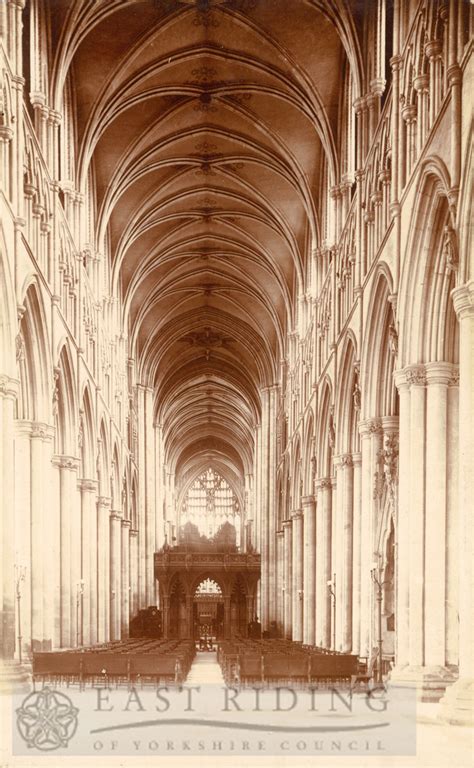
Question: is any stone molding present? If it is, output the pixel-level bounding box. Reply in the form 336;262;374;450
0;375;19;399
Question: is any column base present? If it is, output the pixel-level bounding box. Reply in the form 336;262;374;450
0;659;31;695
389;664;457;702
438;678;474;726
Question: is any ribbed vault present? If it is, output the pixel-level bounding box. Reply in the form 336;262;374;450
50;0;358;501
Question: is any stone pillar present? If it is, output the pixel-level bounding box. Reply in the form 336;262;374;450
129;528;139;619
391;365;456;700
121;519;131;639
79;479;98;647
276;530;284;633
302;495;316;645
408;366;426;667
359;419;383;657
30;426;55;651
136;385;146;609
394;371;410;669
291;510;303;642
351;453;362;654
13;420;32;660
110;511;122;641
283;519;292;639
144;388;155;606
259;387;269;629
340;454;354;651
315;479;332;647
440;282;474;724
267;385;278;624
0;377;18;660
97;496;111;642
424;364;454;668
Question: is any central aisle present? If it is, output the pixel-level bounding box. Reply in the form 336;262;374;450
186;651;225;685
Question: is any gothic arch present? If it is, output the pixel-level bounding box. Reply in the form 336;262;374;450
316;379;334;478
17;281;51;422
336;334;359;454
79;383;95;479
0;226;16;375
399;169;459;366
54;341;78;456
361;269;397;417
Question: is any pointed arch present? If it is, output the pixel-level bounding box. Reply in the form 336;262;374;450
79;382;95;479
316;378;334;478
361;268;398;417
336;332;359;454
17;281;51;422
54;341;78;456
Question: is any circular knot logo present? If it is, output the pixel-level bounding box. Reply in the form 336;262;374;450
16;688;79;751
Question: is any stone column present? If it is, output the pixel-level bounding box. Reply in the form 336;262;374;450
424;364;454;669
283;519;292;638
259;387;269;629
31;426;55;651
302;495;316;645
359;419;383;657
393;371;410;669
0;377;18;660
291;510;304;642
136;385;147;609
340;454;354;651
14;420;32;660
351;453;362;654
267;385;278;624
121;519;131;639
110;511;122;641
79;479;98;647
407;366;426;668
129;528;139;619
440;282;474;724
144;388;155;606
315;479;332;647
97;496;111;642
276;529;284;633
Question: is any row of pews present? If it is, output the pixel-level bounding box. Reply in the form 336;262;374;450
32;638;195;688
218;638;363;687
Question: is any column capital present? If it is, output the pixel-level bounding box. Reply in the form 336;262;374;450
78;478;98;492
340;453;353;467
291;509;302;521
130;528;139;537
121;518;131;529
352;451;362;466
452;281;474;319
282;518;293;529
0;375;19;399
316;477;333;490
52;454;80;471
110;511;123;522
97;496;111;508
405;364;427;386
301;494;316;506
30;422;55;441
359;418;383;436
425;362;459;386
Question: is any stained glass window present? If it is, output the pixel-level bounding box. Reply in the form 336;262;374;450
181;467;240;540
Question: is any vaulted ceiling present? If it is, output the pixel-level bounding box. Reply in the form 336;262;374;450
50;0;360;487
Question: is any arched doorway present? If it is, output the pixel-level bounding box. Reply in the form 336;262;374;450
193;578;224;648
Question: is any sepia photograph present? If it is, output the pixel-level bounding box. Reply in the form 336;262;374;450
0;1;472;766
